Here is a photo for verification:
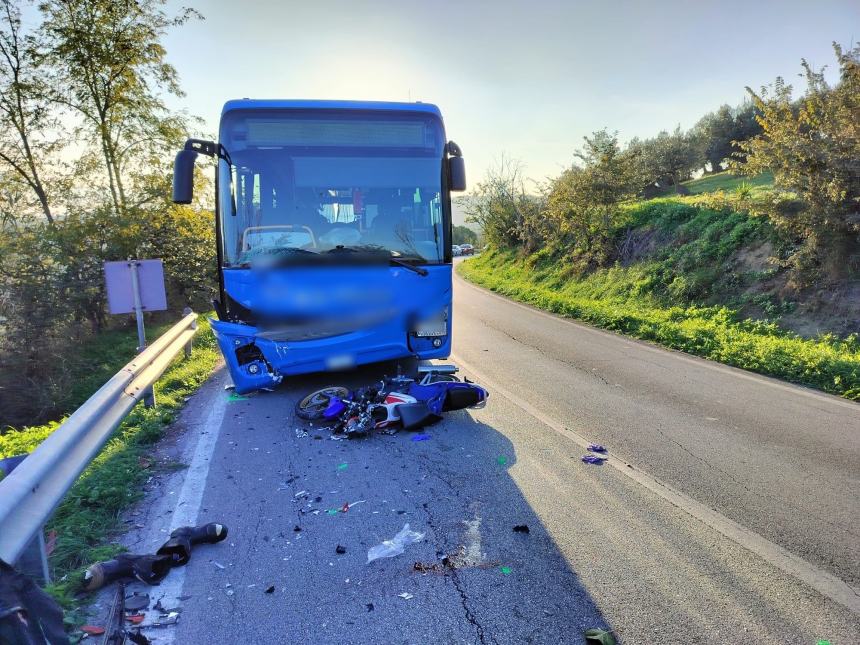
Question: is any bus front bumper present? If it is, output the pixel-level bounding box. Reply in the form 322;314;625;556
210;318;451;394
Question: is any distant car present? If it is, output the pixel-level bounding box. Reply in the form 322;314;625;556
452;245;462;256
459;244;474;255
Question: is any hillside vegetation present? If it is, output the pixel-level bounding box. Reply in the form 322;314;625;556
459;197;860;400
459;44;859;398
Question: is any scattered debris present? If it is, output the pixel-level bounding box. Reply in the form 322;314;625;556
513;525;530;534
293;525;302;532
413;561;442;573
123;593;150;612
295;428;309;438
584;628;617;645
366;603;374;612
411;434;431;442
397;592;414;600
337;462;349;471
500;566;512;575
126;614;145;625
588;444;607;453
227;392;248;402
367;524;425;563
81;625;106;636
146;612;180;627
496;455;508;465
213;561;226;569
294;490;308;498
335;545;346;554
582;454;607;465
265;585;275;594
341;502;350;513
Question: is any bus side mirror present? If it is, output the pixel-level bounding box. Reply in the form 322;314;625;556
172;148;198;204
449;157;466;192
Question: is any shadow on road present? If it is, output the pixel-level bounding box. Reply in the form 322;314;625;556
172;359;613;644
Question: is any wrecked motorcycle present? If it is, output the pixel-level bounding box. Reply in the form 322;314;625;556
295;367;488;436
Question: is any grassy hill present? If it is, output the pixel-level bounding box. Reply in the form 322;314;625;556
459;183;860;400
654;170;774;197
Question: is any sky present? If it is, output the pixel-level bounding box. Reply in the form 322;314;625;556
160;0;857;188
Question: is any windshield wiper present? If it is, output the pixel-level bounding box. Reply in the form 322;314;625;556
236;247;319;268
323;245;429;276
389;257;428;276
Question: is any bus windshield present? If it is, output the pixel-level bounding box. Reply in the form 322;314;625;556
218;110;447;268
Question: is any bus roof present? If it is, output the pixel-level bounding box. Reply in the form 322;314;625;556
221;99;442;118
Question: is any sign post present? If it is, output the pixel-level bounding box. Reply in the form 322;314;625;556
104;259;168;407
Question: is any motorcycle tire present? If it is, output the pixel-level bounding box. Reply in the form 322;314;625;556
295;386;351;420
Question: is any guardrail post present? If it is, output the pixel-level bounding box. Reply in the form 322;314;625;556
183;307;195;358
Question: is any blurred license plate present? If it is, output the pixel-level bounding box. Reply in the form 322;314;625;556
415;325;447;337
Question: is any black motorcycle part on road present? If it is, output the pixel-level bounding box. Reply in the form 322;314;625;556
82;554;172;592
156;522;228;567
397;403;441;431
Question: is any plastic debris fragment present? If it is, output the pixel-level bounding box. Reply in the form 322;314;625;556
337;462;349;471
227;393;248;402
584;628;617;645
496;455;508;465
588;444;607;453
366;603;374;612
336;545;346;554
581;454;607;465
513;525;530;534
265;585;275;593
81;625;106;636
367;524;425;563
397;592;414;600
411;434;431;442
213;561;226;569
500;566;512;575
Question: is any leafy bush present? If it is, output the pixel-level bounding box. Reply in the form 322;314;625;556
459;250;859;400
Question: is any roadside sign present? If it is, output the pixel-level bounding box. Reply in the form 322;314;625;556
104;259;167;407
104;259;167;314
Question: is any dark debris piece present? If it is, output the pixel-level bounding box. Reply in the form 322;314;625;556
293;525;302;532
335;545;346;555
366;603;374;612
265;585;275;594
513;525;530;534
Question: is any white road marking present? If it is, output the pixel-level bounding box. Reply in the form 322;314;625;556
141;382;229;641
452;351;860;615
455;272;860;413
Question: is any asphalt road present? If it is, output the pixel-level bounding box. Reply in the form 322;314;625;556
113;263;860;644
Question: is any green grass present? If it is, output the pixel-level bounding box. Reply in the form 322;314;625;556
654;171;774;197
60;320;176;415
0;316;220;613
459;250;859;400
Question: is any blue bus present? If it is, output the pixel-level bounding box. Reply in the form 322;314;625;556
172;100;466;393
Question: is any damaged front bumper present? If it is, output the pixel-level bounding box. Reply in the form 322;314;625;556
211;317;452;394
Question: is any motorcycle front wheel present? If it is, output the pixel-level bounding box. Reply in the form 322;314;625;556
295;386;351;421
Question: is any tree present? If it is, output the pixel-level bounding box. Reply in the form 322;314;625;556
544;129;641;267
0;0;57;222
693;102;763;173
461;157;542;250
733;43;860;281
452;225;477;246
40;0;200;214
641;127;701;192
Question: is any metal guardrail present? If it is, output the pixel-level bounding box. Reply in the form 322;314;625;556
0;310;198;567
